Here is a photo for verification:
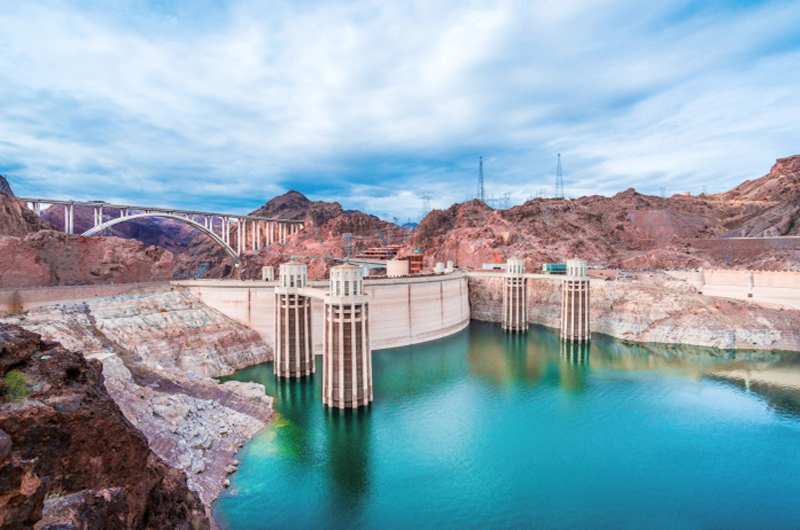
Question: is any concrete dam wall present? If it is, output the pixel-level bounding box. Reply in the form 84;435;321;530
666;269;800;309
0;281;169;314
174;272;471;353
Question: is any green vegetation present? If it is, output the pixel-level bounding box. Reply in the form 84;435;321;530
3;370;30;401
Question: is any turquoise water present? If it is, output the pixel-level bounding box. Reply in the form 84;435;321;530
215;322;800;529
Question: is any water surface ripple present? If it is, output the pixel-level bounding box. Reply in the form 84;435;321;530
215;322;800;529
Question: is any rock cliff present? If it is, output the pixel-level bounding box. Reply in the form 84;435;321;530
468;273;800;352
0;324;210;529
0;287;273;511
0;231;175;288
0;190;53;238
0;178;178;289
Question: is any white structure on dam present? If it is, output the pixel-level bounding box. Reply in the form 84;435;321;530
274;262;313;378
561;258;591;342
502;257;528;332
322;264;372;409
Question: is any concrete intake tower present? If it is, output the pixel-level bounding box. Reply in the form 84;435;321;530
502;257;528;332
560;257;590;342
274;262;313;378
323;264;373;409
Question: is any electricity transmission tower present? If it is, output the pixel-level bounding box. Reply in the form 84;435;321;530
477;156;485;202
554;153;564;199
343;233;354;257
420;192;433;221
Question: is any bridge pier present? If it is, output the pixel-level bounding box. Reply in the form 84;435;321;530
323;264;372;409
64;203;74;234
275;262;313;378
560;257;591;342
502;257;528;332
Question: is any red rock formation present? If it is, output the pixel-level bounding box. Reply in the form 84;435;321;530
0;176;14;198
0;192;53;238
0;231;174;288
0;179;176;288
716;155;800;237
0;324;210;529
174;191;401;280
406;156;800;271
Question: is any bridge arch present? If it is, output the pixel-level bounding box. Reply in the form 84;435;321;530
82;212;240;266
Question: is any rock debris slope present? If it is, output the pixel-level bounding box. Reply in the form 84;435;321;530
0;324;210;529
0;286;274;520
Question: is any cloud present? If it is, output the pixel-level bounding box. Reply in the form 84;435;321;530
0;0;798;219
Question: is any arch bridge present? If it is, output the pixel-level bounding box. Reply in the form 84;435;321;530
19;197;304;266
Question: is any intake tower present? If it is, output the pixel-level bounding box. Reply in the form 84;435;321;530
323;264;373;409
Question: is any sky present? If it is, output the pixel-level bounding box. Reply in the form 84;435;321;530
1;0;799;222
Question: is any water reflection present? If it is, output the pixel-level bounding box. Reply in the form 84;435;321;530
560;341;590;392
324;408;372;524
270;376;316;462
707;367;800;419
561;341;590;365
373;329;470;400
461;321;800;411
467;322;551;387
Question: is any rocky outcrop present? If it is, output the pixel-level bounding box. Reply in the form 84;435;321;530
0;178;179;289
249;189;313;220
0;175;14;197
718;155;800;237
468;273;800;352
0;193;53;238
0;231;175;288
0;324;210;529
410;155;800;272
174;190;400;280
0;286;273;512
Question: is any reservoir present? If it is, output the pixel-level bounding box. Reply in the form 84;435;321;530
215;322;800;529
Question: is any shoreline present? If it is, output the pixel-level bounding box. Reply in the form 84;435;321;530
4;274;800;525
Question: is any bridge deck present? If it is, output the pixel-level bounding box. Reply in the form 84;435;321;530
17;196;303;223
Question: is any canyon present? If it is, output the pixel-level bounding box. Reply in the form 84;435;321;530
3;156;800;527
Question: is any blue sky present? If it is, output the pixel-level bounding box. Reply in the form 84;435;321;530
1;0;799;221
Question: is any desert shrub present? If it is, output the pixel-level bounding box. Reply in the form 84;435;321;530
3;370;30;401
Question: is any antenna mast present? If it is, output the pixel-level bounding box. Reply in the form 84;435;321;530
555;153;564;199
477;156;485;202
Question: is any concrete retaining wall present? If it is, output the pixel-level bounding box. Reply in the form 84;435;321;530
0;282;169;314
173;272;470;352
665;269;800;309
